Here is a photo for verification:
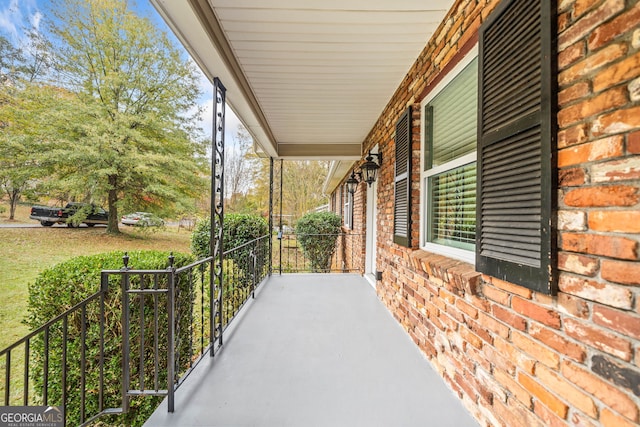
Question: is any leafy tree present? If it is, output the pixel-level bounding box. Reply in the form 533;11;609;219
0;34;53;219
42;0;207;232
225;124;259;213
249;159;330;222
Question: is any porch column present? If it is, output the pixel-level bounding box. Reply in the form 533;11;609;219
210;77;225;355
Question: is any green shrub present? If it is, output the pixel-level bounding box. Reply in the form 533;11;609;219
190;214;269;259
26;250;196;427
191;214;268;285
295;212;342;272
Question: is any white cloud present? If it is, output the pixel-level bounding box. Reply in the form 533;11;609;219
0;0;21;41
29;10;42;31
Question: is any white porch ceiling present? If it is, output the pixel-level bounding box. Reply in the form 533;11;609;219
151;0;455;159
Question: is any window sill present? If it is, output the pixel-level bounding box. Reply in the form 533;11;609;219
409;249;481;296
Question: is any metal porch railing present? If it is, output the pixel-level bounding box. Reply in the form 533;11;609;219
0;236;269;426
0;231;361;426
273;232;364;274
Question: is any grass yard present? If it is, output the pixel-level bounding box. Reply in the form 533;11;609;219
0;206;193;349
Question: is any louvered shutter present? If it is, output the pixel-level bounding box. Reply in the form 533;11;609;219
394;107;412;247
476;0;557;294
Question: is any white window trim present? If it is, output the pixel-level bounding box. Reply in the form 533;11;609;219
419;45;478;265
344;187;353;229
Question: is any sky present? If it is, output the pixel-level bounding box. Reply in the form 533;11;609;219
0;0;242;144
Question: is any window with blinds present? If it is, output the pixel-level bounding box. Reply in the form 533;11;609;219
422;56;478;257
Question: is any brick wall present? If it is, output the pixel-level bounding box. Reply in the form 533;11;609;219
336;0;640;425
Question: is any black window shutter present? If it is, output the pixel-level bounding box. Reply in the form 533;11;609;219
476;0;557;294
394;107;412;247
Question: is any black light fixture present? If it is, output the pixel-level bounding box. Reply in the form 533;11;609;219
361;151;382;186
346;171;360;195
346;151;382;194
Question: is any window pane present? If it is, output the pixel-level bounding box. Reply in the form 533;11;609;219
429;162;476;250
427;58;478;168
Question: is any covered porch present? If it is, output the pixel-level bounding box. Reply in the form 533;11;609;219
144;274;477;427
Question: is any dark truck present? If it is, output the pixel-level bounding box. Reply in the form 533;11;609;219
29;202;109;227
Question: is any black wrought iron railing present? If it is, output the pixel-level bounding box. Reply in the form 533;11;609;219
0;235;270;426
0;232;360;425
273;232;364;274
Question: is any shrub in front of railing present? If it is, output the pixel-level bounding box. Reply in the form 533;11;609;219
25;250;195;427
191;214;267;284
295;212;342;272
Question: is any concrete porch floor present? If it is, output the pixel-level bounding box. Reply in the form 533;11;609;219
145;274;478;427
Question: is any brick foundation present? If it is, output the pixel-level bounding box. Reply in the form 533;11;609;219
334;0;640;425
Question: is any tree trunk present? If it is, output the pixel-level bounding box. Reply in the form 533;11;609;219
9;189;20;220
107;175;120;234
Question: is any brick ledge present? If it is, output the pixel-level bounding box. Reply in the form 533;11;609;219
409;249;481;296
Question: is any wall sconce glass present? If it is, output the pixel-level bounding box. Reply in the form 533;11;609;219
361;151;382;186
346;171;360;195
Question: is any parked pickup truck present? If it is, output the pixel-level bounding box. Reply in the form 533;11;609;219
29;203;109;227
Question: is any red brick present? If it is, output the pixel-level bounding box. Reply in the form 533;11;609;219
601;408;638;427
529;323;586;362
495;336;536;374
559;0;625;47
512;331;561;369
558;81;590;106
559;42;627;86
459;324;483;349
560;232;638;260
558;136;624;167
477;311;509;339
602;260;640;285
564;317;632;361
482;284;510;305
492;396;546;427
562;361;639;421
570;412;598;427
591;157;640;182
511;297;561;329
593;106;640;136
589;211;640;233
535;364;597;417
596;50;640;92
483;343;516;375
492;304;527;331
588;2;640;50
493;368;532;408
534;400;569;427
559;41;586;70
491;277;532;298
557;292;590;318
558;88;628;128
456;298;478;319
518;372;569;419
629;131;640;154
559;274;633;309
559;167;586;186
558;123;589;149
594;304;640;339
557;253;599;276
574;0;605;16
564;185;639;207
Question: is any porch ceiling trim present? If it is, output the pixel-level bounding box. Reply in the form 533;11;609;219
151;0;455;160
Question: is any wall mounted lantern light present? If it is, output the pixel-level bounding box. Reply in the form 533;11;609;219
346;171;360;195
346;151;382;195
361;151;382;186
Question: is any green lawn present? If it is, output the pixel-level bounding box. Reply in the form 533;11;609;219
0;203;193;349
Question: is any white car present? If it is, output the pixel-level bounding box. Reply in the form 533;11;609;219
121;212;164;227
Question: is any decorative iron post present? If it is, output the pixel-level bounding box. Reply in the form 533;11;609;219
210;78;226;355
268;157;274;276
279;159;283;275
